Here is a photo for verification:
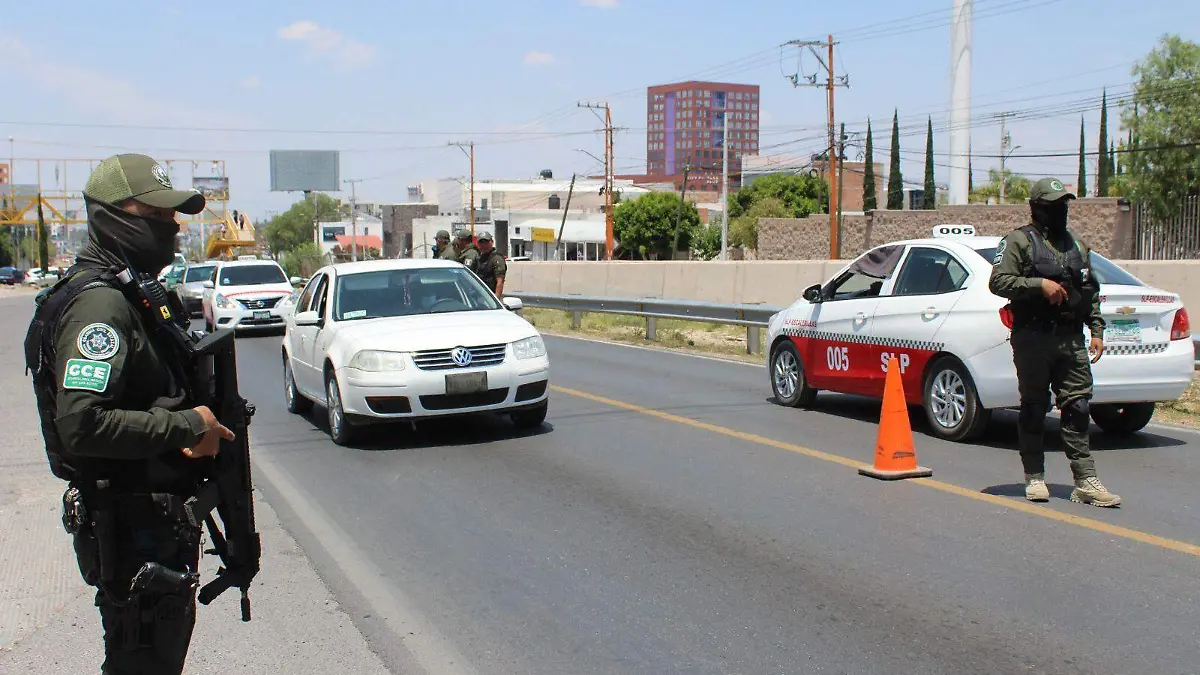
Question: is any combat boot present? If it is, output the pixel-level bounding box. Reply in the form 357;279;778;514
1070;477;1121;507
1024;474;1049;502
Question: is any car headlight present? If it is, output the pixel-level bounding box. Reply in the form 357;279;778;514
349;350;408;372
278;292;299;309
512;335;546;360
213;293;235;309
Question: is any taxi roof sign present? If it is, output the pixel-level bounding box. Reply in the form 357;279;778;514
931;224;977;239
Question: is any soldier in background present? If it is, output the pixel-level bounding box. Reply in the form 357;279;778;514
474;231;507;297
988;177;1120;508
432;230;455;260
453;229;480;273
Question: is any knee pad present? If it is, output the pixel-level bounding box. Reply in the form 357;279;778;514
1061;397;1090;433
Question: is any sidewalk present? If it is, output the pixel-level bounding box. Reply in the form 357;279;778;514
0;294;391;674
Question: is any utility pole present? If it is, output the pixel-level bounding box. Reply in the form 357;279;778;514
578;101;614;259
784;35;849;259
448;141;476;235
999;112;1011;203
836;123;846;255
344;178;363;261
671;164;692;259
555;173;576;259
720;110;729;261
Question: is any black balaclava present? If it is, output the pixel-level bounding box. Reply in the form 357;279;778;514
77;197;180;275
1031;200;1070;237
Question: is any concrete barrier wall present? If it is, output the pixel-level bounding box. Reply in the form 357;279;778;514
506;260;1200;313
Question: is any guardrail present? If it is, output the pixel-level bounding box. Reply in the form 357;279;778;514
509;292;782;356
512;291;1200;370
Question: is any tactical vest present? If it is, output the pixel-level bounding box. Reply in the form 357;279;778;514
1010;224;1091;330
23;267;121;481
476;250;500;291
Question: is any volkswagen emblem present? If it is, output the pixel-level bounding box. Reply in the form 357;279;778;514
450;346;473;367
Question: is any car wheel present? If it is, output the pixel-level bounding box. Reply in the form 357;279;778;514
283;355;312;415
1089;402;1156;436
770;340;817;408
922;356;990;442
325;370;356;446
511;400;548;429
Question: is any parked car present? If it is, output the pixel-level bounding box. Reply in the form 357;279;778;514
176;261;219;317
0;267;25;285
766;226;1193;441
281;258;550;445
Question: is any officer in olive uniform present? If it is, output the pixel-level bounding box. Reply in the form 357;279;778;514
474;231;507;296
988;177;1120;507
25;154;235;674
433;229;456;260
453;229;481;272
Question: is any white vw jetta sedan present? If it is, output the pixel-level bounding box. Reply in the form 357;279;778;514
281;258;550;445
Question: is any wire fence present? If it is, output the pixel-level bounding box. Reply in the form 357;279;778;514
1133;196;1200;260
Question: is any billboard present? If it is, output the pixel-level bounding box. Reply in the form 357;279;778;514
192;176;229;201
269;150;340;192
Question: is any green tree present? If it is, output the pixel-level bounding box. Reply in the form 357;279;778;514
970;168;1030;204
693;222;723;260
1123;34;1200;220
263;193;341;257
1077;117;1088;198
728;196;790;250
280;242;325;278
727;173;824;221
1097;89;1110;196
862;119;877;211
0;231;16;268
887;109;904;209
614;190;700;259
37;196;50;272
922;117;936;209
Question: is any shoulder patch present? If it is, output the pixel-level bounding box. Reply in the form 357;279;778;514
992;239;1008;265
77;323;120;360
63;359;113;393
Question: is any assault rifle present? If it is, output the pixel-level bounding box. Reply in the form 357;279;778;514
115;268;262;621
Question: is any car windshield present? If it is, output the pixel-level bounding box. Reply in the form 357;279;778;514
971;245;1144;287
219;264;287;286
333;267;502;321
184;265;216;283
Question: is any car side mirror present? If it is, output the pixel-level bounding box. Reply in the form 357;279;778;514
502;297;523;312
803;284;823;303
290;276;302;286
294;310;321;327
202;280;215;289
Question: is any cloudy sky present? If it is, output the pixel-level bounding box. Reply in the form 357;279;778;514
1;0;1194;218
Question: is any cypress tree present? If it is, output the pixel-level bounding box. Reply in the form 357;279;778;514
1077;117;1087;198
862;119;877;211
1109;141;1117;180
922;117;936;209
1097;89;1109;197
887;109;904;210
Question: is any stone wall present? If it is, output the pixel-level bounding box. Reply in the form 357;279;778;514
381;203;440;258
757;198;1134;260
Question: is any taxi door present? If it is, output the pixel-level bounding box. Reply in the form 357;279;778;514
801;245;904;396
869;245;972;402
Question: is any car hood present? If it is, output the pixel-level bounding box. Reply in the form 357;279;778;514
335;310;539;352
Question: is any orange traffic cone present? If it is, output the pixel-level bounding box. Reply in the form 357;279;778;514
859;357;933;480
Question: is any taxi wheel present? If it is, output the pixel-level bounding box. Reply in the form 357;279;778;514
325;370;357;446
1089;402;1155;436
283;355;312;415
922;357;990;442
770;340;817;408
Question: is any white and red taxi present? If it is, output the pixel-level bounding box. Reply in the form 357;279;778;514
766;225;1193;442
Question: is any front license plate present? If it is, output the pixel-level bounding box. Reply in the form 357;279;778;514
445;371;487;395
253;310;271;321
1106;318;1141;343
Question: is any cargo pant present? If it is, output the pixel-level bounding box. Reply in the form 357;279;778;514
72;492;202;675
1010;328;1097;480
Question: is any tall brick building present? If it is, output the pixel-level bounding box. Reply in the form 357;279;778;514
645;81;760;190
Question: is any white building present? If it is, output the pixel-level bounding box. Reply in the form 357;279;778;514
318;214;384;257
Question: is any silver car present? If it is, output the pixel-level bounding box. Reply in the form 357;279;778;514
176;262;219;317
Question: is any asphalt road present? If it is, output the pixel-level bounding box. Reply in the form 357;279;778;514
229;326;1200;675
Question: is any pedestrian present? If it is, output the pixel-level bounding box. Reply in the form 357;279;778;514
453;229;480;272
432;229;455;260
988;176;1120;507
474;231;507;297
24;153;236;673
